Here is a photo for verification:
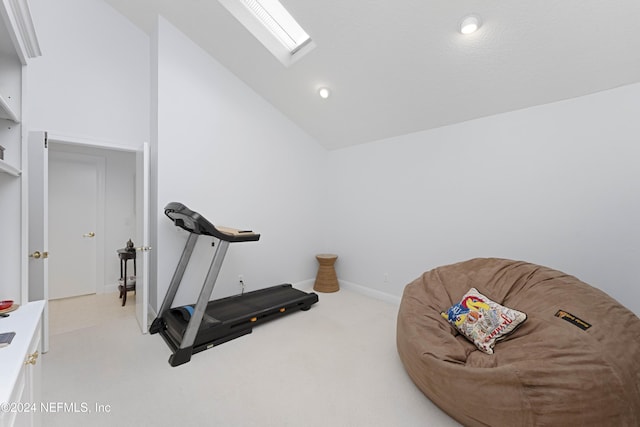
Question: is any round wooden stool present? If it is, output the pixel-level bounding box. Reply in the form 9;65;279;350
314;254;339;293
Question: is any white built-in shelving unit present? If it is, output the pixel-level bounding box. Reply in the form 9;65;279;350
0;43;21;176
1;2;43;422
0;87;21;176
0;0;41;304
0;90;20;175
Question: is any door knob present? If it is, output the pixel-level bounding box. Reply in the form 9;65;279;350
25;351;39;366
83;232;96;238
29;251;48;259
136;246;152;252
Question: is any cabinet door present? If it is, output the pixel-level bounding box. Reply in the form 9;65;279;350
13;320;42;427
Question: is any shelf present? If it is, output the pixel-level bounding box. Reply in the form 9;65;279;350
0;92;20;123
0;158;21;176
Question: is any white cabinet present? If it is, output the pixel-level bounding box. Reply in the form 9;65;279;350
0;300;45;427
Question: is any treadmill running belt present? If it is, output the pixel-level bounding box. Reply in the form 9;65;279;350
162;284;318;353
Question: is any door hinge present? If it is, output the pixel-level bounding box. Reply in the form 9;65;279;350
44;131;48;148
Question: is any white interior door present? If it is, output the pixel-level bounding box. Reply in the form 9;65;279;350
48;152;104;299
28;131;49;352
135;142;150;333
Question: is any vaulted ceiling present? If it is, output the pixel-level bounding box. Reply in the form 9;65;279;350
102;0;640;150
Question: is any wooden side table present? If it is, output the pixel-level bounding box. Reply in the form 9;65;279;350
117;249;136;306
314;254;339;293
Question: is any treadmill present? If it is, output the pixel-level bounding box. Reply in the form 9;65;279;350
150;202;319;366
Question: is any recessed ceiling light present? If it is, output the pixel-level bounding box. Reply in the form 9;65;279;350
460;15;481;35
318;87;331;99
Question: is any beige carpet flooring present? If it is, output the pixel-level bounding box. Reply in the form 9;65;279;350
42;286;460;426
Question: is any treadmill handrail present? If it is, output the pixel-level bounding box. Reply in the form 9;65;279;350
164;202;260;243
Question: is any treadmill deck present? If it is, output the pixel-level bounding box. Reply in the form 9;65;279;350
159;284;318;354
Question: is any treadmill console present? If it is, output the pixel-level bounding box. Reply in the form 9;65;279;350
164;202;260;243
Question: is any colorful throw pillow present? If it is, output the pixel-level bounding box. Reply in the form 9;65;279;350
441;288;527;354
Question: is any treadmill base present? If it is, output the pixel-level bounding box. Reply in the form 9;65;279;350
152;284;318;366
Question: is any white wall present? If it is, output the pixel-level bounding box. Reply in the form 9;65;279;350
23;0;639;317
327;83;640;314
27;0;149;148
154;18;327;308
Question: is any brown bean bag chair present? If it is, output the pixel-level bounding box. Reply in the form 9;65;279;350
397;258;640;426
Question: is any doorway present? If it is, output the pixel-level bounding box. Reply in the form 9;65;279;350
28;132;151;353
48;142;136;301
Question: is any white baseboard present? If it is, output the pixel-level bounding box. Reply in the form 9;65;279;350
104;283;119;294
292;279;315;291
339;280;401;305
148;304;157;326
293;278;401;306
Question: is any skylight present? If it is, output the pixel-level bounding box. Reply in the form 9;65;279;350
218;0;315;66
